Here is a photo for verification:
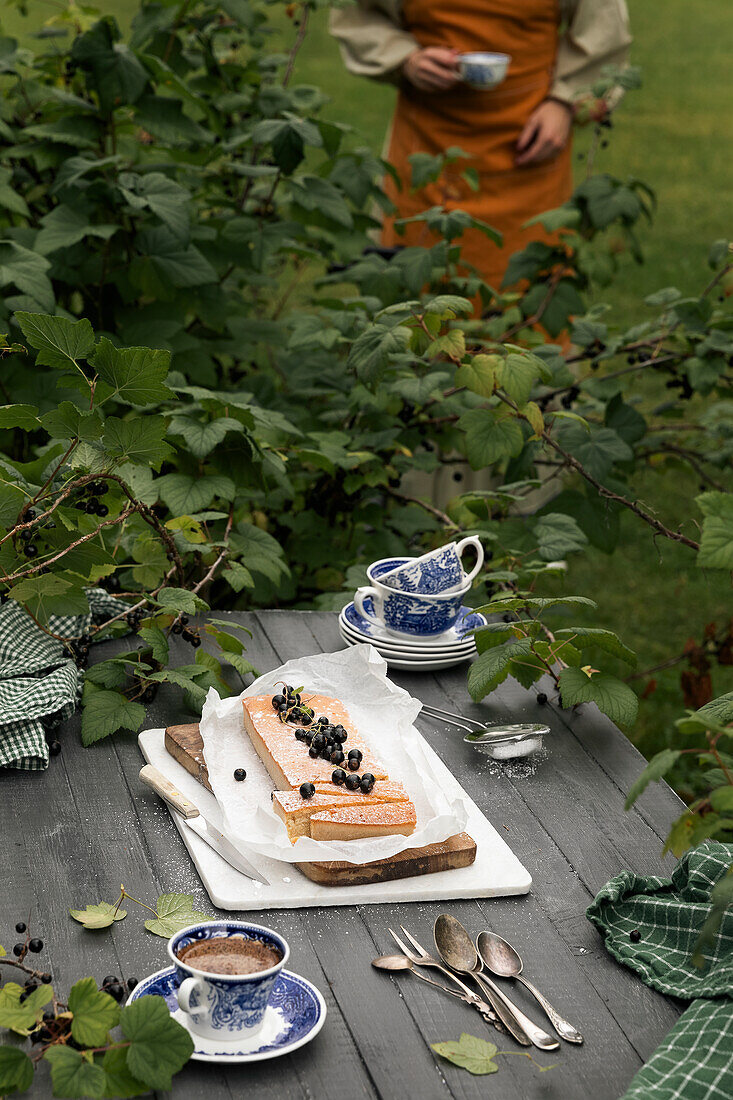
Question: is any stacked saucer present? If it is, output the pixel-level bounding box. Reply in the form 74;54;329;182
338;595;486;671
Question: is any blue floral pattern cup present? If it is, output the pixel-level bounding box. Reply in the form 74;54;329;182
168;921;289;1042
458;51;511;90
355;558;472;637
377;537;484;595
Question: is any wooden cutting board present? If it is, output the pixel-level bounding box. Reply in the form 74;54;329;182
165;723;477;887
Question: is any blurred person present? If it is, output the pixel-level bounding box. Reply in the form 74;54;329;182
331;0;631;289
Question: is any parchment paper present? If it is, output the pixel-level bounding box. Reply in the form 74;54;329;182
199;645;468;864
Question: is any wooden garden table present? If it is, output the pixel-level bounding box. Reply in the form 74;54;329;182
0;611;687;1099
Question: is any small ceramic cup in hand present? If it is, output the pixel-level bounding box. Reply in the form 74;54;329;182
457;51;511;90
169;920;289;1042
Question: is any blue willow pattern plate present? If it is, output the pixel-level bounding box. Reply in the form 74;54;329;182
128;966;327;1063
342;598;486;648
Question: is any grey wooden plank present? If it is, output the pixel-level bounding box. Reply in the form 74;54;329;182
531;671;685;840
302;613;680;1076
110;617;377;1100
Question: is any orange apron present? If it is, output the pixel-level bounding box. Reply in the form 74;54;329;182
381;0;573;289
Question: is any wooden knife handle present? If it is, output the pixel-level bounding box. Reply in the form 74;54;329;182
139;764;200;820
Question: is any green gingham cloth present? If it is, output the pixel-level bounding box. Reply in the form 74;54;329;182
0;589;130;770
587;841;733;1100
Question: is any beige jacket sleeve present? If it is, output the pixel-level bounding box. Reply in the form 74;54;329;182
551;0;632;104
329;0;632;97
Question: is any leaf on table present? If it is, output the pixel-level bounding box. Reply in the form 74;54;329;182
0;983;53;1034
558;666;639;728
69;902;127;930
144;893;209;939
624;749;682;809
43;1045;107;1099
431;1033;499;1075
0;1046;35;1095
80;688;146;746
120;996;194;1089
100;1047;149;1099
68;978;120;1046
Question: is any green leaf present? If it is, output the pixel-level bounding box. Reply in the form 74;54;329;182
100;1048;148;1099
80;689;146;746
69;902;127;930
0;983;53;1034
41;402;102;441
0;241;54;312
155;473;235;513
121;995;194;1089
697;492;733;570
558;667;639;727
346;324;411;384
123;172;190;240
710;787;733;813
166;416;244;459
223;560;254;592
532;513;588;560
154;587;208;616
0;1046;34;1095
431;1033;499;1075
467;639;533;700
455;354;499;397
554;627;636;666
92;340;173;407
43;1046;106;1099
144;892;209;939
68;978;120;1046
15;313;95;371
35;205;117;255
624;749;682;809
131;534;167;588
495;353;541;406
459;409;524;469
165;515;205;544
9;575;89;623
676;694;733;737
0;405;40;430
71;17;148;112
138;623;169;664
556;424;632;481
102;416;173;469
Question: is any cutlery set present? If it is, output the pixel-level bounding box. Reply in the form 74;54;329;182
372;917;582;1051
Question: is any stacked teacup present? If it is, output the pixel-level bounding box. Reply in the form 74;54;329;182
339;537;487;671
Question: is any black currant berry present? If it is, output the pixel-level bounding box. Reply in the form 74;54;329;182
40;973;52;984
233;768;247;781
308;746;319;759
15;922;26;933
49;741;62;756
126;977;138;991
345;774;361;791
13;944;24;957
299;782;315;800
629;929;641;943
102;975;118;988
24;544;38;558
171;622;183;635
332;768;346;785
108;983;124;1002
191;635;201;648
28;938;43;953
536;693;547;706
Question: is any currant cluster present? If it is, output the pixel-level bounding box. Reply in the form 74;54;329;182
99;973;139;1003
73;480;110;517
271;684;314;726
65;633;92;670
171;615;201;647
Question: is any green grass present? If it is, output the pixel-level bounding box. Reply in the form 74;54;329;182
4;1;731;770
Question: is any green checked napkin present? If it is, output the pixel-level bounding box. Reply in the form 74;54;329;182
587;841;733;1100
0;589;130;771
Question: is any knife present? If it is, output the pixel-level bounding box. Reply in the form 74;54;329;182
139;764;270;886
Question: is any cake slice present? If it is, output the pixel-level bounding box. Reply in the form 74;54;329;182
310;802;417;842
274;782;411;842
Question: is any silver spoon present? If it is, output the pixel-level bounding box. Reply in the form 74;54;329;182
434;914;559;1051
477;931;583;1044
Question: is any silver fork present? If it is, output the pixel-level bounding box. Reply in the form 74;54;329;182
388;929;502;1032
395;926;537;1046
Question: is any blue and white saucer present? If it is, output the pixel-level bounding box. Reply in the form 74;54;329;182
341;599;485;651
128;966;326;1064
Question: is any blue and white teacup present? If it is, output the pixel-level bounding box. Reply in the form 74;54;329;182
169;921;289;1041
377;537;484;595
355;558;471;636
458;51;511;90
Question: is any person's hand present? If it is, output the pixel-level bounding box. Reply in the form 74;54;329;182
515;99;572;166
403;47;460;92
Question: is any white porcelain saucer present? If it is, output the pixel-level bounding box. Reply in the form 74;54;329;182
338;625;475;671
128;966;326;1064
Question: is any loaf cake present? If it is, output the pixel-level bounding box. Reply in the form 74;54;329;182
242;689;416;843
